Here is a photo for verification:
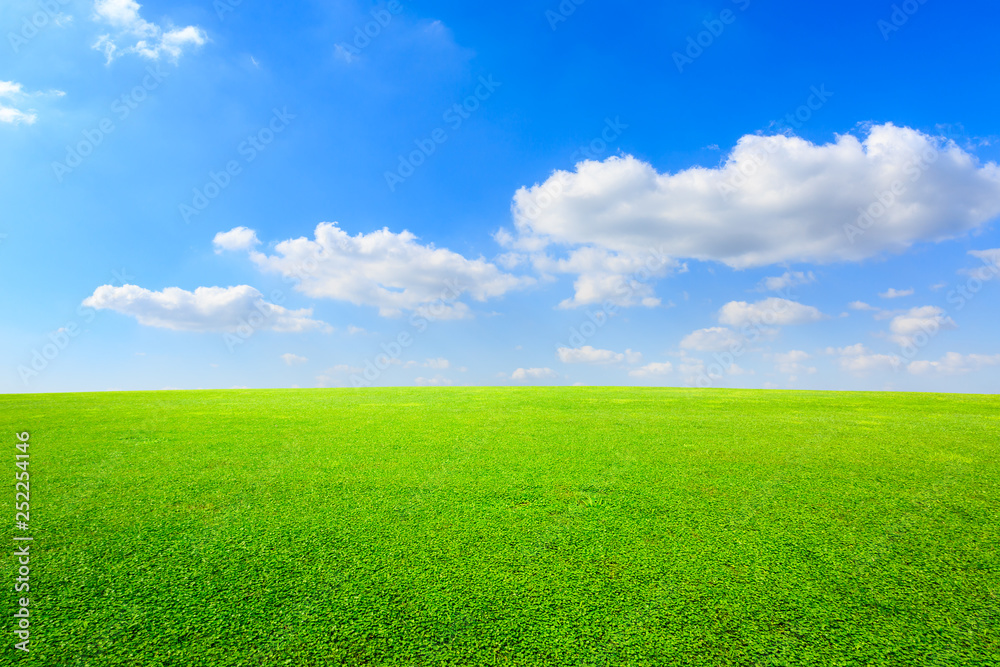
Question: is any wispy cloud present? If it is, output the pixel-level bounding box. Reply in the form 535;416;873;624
93;0;207;63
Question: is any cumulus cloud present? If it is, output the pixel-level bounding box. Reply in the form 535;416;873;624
768;350;817;377
510;367;558;381
93;0;207;63
557;346;641;364
280;353;308;366
528;246;681;309
908;352;1000;375
888;306;957;346
239;223;532;319
880;287;914;299
718;298;827;328
213;227;260;253
756;271;816;292
679;327;743;352
831;344;902;374
82;284;332;333
502;126;1000;308
628;362;673;378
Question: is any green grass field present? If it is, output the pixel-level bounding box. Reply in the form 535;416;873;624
2;388;998;666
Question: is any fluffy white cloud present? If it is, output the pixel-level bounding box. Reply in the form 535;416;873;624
280;353;307;366
908;352;1000;375
888;306;957;346
556;346;641;364
529;246;680;308
679;327;743;352
93;0;207;63
768;350;817;376
718;298;826;328
213;227;260;253
880;287;914;299
510;367;558;380
503;125;1000;286
628;362;673;378
756;271;815;292
831;344;902;374
82;284;332;333
423;358;451;370
244;223;533;318
0;81;36;125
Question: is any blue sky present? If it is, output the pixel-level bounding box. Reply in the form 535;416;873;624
3;0;1000;394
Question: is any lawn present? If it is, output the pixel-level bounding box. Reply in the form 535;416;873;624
2;388;998;666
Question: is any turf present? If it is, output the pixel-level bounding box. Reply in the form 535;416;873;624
2;387;998;666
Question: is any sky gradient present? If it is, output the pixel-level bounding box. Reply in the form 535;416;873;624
3;0;1000;394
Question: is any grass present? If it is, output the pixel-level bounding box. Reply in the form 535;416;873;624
2;387;998;666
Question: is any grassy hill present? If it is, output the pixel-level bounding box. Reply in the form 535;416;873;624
2;388;998;666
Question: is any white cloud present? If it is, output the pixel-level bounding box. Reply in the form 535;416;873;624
0;81;62;125
280;353;308;366
503;125;1000;295
0;81;36;125
93;0;207;63
245;223;533;318
718;298;826;328
628;362;673;378
768;350;817;376
888;306;957;346
424;358;450;370
510;367;558;380
415;375;453;386
213;227;260;253
879;287;914;299
82;284;332;333
969;248;1000;266
756;271;815;292
556;346;641;364
679;327;743;352
529;246;680;309
908;352;1000;375
831;344;902;374
849;301;878;311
